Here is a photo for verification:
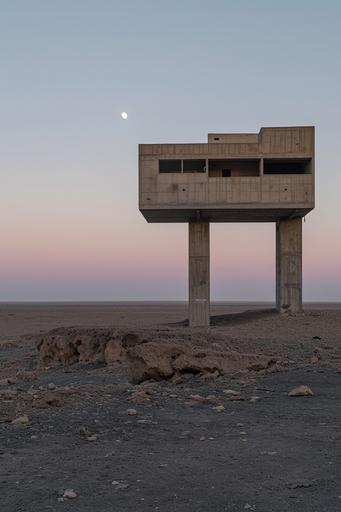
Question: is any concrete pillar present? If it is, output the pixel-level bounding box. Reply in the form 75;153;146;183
189;221;210;327
276;218;302;313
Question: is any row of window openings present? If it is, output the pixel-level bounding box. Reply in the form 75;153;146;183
159;159;312;176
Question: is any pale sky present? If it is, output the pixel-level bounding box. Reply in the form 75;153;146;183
1;0;340;301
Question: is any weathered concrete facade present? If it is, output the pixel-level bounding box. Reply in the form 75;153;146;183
139;127;315;326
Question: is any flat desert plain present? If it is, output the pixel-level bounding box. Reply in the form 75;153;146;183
1;302;341;512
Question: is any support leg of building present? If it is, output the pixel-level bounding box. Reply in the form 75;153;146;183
276;218;302;313
189;221;210;327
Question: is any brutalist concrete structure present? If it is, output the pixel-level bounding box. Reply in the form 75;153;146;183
139;127;315;326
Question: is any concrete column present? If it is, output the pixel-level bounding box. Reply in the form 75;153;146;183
189;221;210;327
276;218;302;313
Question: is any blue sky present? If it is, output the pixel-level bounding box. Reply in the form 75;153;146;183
1;0;340;301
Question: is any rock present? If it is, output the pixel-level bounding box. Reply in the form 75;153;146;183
62;489;78;499
12;415;29;426
288;385;314;397
37;327;123;367
124;337;182;383
128;389;151;404
48;383;56;390
230;394;244;401
86;435;97;442
223;389;240;396
287;480;313;489
16;371;39;382
104;337;124;365
212;405;225;412
111;481;129;490
250;396;261;403
127;408;138;416
124;333;274;384
79;426;91;437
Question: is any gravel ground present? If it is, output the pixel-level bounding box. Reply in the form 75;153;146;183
1;303;341;511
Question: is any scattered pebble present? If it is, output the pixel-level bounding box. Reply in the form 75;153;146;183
212;405;225;412
127;408;138;416
62;489;78;499
12;415;29;426
223;389;240;396
128;389;150;404
288;385;313;397
48;383;56;390
112;481;129;490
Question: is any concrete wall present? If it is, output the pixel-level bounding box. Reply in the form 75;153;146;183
139;127;315;222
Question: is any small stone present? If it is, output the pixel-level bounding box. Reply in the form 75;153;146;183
223;389;240;396
287;480;313;489
111;481;129;490
229;394;244;401
212;405;225;412
199;436;206;441
128;390;150;404
79;426;91;437
62;489;78;499
250;396;261;402
127;408;137;416
288;385;313;397
48;383;56;390
86;435;97;442
16;370;39;382
12;415;29;426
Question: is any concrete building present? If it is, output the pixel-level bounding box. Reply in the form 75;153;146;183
139;126;315;326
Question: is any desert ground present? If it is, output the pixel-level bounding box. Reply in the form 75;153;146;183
1;302;341;512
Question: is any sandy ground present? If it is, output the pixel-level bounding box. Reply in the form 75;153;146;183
1;302;341;511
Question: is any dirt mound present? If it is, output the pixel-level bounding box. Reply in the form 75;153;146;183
36;327;282;384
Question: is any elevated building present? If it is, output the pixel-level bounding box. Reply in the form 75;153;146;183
139;126;315;326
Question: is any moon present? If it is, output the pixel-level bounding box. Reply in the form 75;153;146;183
121;112;128;120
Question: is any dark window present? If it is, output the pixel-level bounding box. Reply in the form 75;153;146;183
159;159;182;173
264;159;311;175
222;169;231;177
183;159;206;173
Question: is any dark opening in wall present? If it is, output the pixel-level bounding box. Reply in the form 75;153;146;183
159;160;182;173
264;158;312;175
208;159;260;177
183;159;206;173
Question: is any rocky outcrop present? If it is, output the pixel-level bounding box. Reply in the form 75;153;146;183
37;327;280;384
123;335;277;384
37;328;124;367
